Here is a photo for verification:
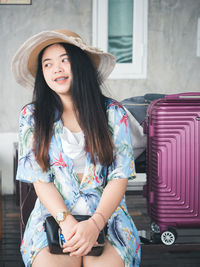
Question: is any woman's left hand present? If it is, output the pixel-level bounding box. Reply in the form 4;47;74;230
62;217;99;256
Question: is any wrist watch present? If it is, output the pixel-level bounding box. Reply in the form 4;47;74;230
56;211;70;224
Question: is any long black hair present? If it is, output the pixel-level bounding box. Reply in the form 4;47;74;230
32;43;113;171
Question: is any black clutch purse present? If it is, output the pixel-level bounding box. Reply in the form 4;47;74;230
44;214;106;256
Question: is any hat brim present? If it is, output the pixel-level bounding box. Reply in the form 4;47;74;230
11;30;116;89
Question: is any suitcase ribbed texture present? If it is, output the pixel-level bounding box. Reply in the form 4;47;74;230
144;93;200;233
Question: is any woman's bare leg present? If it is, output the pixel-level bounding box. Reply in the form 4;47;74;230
32;246;82;267
83;240;124;267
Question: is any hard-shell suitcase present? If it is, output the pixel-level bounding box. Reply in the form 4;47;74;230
143;92;200;245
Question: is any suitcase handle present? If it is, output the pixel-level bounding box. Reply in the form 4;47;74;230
146;98;164;129
165;92;200;99
146;92;200;128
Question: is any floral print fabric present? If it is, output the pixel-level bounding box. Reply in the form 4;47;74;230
16;98;141;266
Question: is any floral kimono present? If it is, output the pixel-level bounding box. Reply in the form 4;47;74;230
16;98;141;267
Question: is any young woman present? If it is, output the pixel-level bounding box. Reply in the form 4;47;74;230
12;29;141;267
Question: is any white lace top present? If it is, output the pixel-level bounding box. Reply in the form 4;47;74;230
60;126;91;215
61;126;86;173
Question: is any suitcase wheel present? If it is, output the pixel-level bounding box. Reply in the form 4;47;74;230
160;228;177;246
150;222;160;233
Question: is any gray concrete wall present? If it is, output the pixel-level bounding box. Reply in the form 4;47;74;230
106;0;200;101
0;0;200;193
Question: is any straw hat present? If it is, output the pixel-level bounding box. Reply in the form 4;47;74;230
11;29;116;89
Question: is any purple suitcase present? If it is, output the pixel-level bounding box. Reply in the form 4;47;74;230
143;92;200;245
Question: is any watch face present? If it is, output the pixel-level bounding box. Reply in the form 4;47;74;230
57;212;64;221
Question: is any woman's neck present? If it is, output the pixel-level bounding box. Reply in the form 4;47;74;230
60;95;82;132
60;94;74;112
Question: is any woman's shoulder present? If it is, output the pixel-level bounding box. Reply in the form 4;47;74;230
19;103;35;127
105;97;126;114
20;103;35;116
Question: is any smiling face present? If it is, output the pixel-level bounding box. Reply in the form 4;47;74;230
42;44;73;97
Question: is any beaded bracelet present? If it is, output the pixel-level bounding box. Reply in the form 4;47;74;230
90;217;101;232
94;211;106;225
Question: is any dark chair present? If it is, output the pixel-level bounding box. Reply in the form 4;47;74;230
0;174;2;240
19;182;37;240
